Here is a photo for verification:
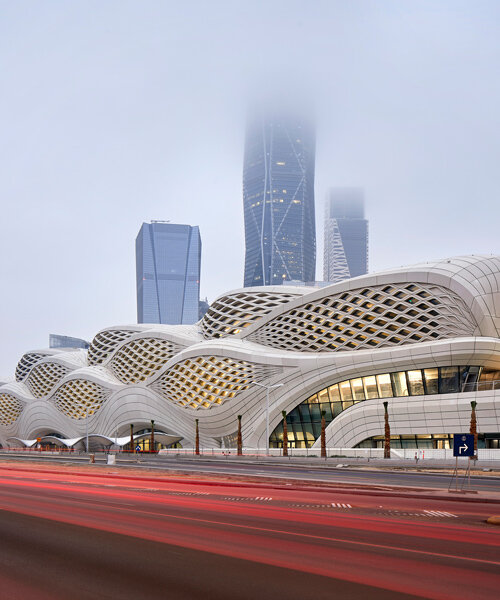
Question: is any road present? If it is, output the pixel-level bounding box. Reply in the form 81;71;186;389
4;452;499;492
0;462;498;599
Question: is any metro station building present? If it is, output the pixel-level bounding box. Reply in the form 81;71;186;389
1;255;499;452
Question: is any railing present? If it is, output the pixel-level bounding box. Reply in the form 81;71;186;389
461;379;500;393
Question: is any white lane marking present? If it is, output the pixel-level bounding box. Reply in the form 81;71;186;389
332;503;352;508
424;510;458;518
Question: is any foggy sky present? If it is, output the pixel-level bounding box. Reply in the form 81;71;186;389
1;0;499;375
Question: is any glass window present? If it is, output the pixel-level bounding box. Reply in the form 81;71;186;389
331;401;343;418
317;389;329;404
391;372;408;396
311;422;322;438
461;366;479;392
439;366;459;393
328;384;341;402
350;378;365;401
339;380;352;403
363;375;379;399
307;394;319;404
407;370;424;395
319;402;332;421
376;373;393;397
423;368;439;394
309;403;321;421
298;404;312;422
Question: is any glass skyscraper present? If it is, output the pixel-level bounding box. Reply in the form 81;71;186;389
136;222;201;324
243;110;316;286
323;188;368;283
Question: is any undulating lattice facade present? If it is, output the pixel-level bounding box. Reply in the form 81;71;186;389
1;256;500;452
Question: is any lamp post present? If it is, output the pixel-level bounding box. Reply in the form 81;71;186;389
250;382;284;455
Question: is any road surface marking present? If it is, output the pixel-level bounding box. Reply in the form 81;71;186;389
424;510;458;518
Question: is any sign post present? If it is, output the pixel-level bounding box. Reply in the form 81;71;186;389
449;433;475;492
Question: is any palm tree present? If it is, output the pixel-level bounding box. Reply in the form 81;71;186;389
383;401;390;459
130;423;134;454
320;410;326;458
195;418;200;456
237;415;242;455
282;410;288;457
470;400;477;459
150;419;155;453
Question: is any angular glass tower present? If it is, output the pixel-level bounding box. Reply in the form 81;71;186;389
243;110;316;286
136;222;201;324
323;188;368;283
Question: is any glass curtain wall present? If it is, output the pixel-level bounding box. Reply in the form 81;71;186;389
270;366;496;448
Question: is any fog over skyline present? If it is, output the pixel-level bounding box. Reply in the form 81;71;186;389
1;0;499;375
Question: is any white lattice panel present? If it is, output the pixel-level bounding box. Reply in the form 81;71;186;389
0;394;23;426
87;329;136;365
151;356;282;410
25;362;70;398
200;291;299;339
110;338;181;384
248;283;476;352
15;352;46;382
54;379;110;419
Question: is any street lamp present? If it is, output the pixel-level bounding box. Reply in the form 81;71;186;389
250;382;284;455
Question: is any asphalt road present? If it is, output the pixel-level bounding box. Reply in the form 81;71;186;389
136;456;500;492
0;463;498;600
3;452;500;492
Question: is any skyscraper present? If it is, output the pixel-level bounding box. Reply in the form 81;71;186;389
323;188;368;283
243;109;316;286
136;222;201;324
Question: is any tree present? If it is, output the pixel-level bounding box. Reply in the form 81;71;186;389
237;415;242;456
470;400;478;459
320;410;326;458
150;419;155;453
383;401;390;459
195;419;200;456
282;410;288;457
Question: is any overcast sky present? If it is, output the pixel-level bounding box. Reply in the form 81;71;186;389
1;0;499;375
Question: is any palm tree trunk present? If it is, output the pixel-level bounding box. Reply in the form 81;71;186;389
282;411;288;457
320;410;326;458
130;423;134;454
150;419;155;453
195;419;200;456
237;415;242;455
383;401;390;459
470;400;477;458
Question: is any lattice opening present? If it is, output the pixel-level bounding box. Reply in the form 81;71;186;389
110;338;180;383
25;362;70;398
87;330;136;365
151;356;282;410
15;352;46;382
200;291;300;339
54;380;109;419
248;283;476;352
0;394;23;426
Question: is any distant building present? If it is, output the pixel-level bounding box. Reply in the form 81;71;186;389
243;109;316;286
49;334;89;350
323;188;368;283
198;298;210;320
136;222;201;325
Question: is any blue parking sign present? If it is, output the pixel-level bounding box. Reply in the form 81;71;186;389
453;433;474;457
